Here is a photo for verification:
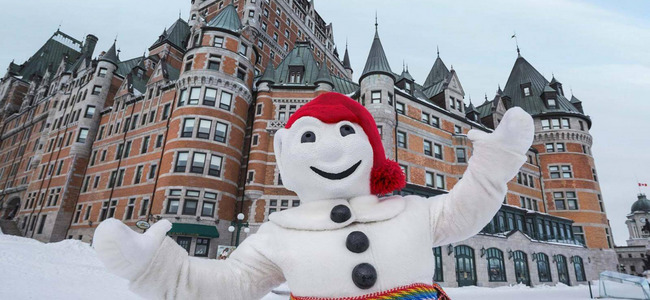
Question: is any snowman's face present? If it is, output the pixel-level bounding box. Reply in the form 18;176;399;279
274;117;373;202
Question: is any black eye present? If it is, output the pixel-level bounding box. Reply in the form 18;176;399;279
301;131;316;143
340;125;356;137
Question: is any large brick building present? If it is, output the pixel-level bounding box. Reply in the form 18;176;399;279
0;0;617;288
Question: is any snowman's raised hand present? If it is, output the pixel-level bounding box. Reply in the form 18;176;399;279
94;218;171;281
467;107;534;156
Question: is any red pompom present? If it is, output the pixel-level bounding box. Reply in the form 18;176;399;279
370;160;406;195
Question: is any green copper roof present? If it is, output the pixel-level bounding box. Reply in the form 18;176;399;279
423;56;450;88
631;194;650;213
116;57;142;77
258;61;276;84
10;30;82;80
314;64;333;85
262;42;358;94
150;18;190;51
502;56;583;116
168;223;219;238
343;46;352;69
206;4;242;34
570;95;582;104
360;30;393;80
99;41;120;66
398;69;414;82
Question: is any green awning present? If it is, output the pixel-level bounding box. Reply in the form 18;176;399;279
168;223;219;238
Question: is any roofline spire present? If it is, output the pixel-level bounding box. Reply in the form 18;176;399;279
374;11;378;31
512;31;520;57
437;45;440;58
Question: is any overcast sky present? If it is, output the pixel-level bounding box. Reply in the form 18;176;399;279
1;0;649;246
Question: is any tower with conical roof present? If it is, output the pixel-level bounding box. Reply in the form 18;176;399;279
359;17;398;158
343;43;353;78
500;53;610;249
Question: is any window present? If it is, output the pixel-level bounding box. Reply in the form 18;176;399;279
213;36;224;48
238;44;248;56
197;119;211;139
134;165;143;184
141;136;150;154
37;215;47;234
541;119;550;130
140;199;149;217
256;103;263;116
579;121;585;131
421;112;430;123
176;236;191;253
573;226;585;245
396;102;405;114
536;253;552;282
175;152;189;172
433;247;444;282
425;171;434;187
573;256;586;281
98;68;107;78
424;140;432;156
547;99;557;108
486;248;506;282
561;118;570;128
434;143;443;160
454;125;462;134
202;88;218;106
162;104;171;120
191;152;206;173
220;91;232;110
156;134;164;148
84;106;95;118
209;155;223;177
194;238;210;257
556;143;565;152
592;168;598;182
77;128;89;143
456;148;467;163
167;198;179;214
545;143;554;153
432;116;440;128
549;165;572;178
148;164;157;179
435;174;445;190
201;201;215;217
188;87;201;105
371;91;381;104
521;83;531;97
214;122;228;143
182;199;198;216
125;198;135;220
400;165;408;181
92;85;101;95
397;131;406;148
182;119;195;137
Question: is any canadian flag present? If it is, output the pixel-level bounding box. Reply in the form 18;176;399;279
640;183;648;187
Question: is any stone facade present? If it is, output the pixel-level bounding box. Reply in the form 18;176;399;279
0;0;617;286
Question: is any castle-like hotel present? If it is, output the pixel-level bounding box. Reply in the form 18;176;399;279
0;0;617;288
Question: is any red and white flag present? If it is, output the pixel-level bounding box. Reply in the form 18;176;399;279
640;183;648;187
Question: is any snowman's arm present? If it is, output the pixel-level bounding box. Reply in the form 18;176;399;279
130;229;284;300
428;108;533;246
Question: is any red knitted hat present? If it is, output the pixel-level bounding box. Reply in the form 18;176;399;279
285;92;406;195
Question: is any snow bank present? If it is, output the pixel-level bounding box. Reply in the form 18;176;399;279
0;234;598;300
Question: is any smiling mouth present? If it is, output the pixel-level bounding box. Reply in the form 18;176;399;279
310;160;362;180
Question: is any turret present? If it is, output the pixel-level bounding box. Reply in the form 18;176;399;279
343;44;353;79
314;64;334;92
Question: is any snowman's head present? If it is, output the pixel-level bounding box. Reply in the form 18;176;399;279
274;92;405;202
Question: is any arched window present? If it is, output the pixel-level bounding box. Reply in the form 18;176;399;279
513;251;530;286
573;256;586;282
555;254;571;285
536;253;552;282
455;245;476;287
486;248;506;282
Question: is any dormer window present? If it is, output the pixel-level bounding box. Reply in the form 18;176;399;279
547;98;557;108
288;66;304;84
521;83;532;97
404;81;411;91
450;97;455;109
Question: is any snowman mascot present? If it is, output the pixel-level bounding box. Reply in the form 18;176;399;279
94;92;534;300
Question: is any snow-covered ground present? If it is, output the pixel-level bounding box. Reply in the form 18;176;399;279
0;233;601;300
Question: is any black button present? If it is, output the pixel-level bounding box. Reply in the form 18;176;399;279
352;263;377;289
330;205;351;223
346;231;369;253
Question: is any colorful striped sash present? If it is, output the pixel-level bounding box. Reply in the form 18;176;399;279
290;283;450;300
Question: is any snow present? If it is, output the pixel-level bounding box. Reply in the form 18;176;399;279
0;234;599;300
